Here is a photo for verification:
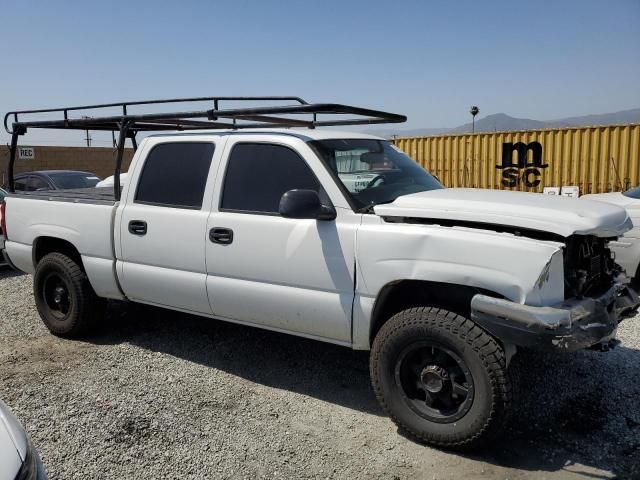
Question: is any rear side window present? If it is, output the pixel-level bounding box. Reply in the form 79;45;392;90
221;143;319;214
135;143;215;209
14;177;29;191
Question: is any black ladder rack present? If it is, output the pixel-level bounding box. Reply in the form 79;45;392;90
4;95;406;199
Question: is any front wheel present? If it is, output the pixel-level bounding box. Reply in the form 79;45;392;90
34;252;104;338
370;307;512;449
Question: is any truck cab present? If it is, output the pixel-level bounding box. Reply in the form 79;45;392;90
116;130;370;342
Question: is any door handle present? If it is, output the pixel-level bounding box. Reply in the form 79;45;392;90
209;227;233;245
128;220;147;236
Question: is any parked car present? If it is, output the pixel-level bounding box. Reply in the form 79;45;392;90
0;399;47;480
12;171;101;192
5;129;639;449
95;172;129;188
582;187;640;283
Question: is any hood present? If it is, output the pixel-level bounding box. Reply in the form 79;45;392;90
581;192;635;208
373;188;632;238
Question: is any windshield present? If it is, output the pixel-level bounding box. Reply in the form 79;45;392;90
309;139;443;210
48;172;101;189
0;188;5;201
623;186;640;199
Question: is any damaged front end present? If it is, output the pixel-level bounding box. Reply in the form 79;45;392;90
471;283;639;352
471;234;640;352
563;235;621;299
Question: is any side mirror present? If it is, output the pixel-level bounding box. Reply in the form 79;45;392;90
279;189;336;221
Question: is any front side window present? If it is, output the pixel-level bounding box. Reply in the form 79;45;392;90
135;142;215;209
28;176;51;191
309;139;443;211
221;143;319;214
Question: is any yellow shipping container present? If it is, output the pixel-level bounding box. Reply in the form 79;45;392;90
393;124;640;194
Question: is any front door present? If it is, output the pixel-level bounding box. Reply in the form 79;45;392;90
205;138;358;343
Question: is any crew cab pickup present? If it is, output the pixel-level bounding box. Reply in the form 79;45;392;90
3;120;639;450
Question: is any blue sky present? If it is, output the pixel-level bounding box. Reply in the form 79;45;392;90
1;0;639;146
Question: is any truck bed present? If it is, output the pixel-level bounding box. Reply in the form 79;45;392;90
8;187;117;205
4;189;122;298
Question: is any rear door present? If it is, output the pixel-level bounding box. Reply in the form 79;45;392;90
118;137;224;314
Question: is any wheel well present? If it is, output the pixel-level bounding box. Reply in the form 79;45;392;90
369;280;502;346
33;237;84;271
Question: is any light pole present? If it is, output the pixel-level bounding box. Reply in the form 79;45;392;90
470;106;479;134
468;106;479;187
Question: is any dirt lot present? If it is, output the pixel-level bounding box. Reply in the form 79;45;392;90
1;269;639;479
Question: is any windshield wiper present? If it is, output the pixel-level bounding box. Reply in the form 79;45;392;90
356;200;395;214
356;204;377;214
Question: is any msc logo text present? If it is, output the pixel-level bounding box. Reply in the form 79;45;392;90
496;142;548;188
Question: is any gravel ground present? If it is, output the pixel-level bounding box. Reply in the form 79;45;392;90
1;268;639;479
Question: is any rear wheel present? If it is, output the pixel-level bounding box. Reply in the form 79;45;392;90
370;307;511;449
34;252;104;337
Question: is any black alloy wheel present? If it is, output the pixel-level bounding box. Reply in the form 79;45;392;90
395;342;474;424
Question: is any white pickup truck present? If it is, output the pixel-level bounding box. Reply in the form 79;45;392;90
3;99;639;450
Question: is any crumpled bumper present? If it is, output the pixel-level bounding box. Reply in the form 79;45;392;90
470;284;640;352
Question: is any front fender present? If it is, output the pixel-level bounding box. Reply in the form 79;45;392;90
356;219;565;306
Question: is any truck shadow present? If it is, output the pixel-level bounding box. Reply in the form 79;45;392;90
98;302;382;416
0;267;25;280
95;303;640;478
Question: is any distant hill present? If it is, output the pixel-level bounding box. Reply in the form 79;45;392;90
544;108;640;128
369;107;640;138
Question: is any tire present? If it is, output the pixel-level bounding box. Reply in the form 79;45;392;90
370;307;511;450
33;252;104;338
